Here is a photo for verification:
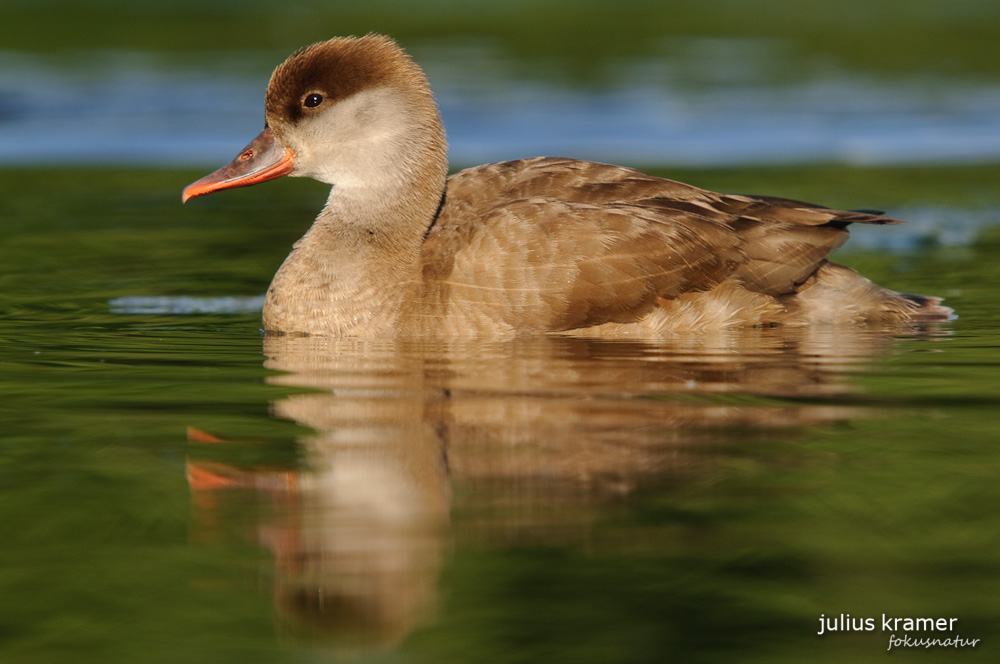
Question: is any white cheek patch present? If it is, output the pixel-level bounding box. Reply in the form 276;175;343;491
290;86;421;190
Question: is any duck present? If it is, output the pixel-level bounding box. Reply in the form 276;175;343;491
182;34;951;336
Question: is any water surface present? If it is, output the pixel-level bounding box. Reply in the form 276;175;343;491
3;2;1000;658
2;165;999;662
5;44;1000;168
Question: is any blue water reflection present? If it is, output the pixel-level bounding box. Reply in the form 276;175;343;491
3;41;1000;168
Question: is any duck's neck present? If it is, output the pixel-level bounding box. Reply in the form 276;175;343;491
263;151;447;336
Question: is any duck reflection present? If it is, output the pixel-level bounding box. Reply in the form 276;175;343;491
186;328;941;649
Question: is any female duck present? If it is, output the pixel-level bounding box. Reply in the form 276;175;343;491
183;34;949;336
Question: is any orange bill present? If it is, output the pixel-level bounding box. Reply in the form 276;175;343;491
182;126;295;203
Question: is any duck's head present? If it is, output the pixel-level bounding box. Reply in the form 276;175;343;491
183;34;446;203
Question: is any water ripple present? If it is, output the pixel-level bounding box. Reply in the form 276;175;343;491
109;295;266;315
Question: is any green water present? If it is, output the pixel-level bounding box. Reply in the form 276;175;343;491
7;0;1000;83
3;0;1000;659
1;165;998;662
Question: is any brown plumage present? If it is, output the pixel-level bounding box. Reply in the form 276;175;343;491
182;34;951;336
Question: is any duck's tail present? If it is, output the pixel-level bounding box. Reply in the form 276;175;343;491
896;292;955;322
786;262;954;325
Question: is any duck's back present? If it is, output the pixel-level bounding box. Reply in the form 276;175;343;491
417;157;946;335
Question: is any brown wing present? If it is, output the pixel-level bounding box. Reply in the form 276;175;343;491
421;157;898;332
702;193;900;296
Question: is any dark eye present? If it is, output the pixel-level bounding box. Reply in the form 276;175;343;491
303;93;324;108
